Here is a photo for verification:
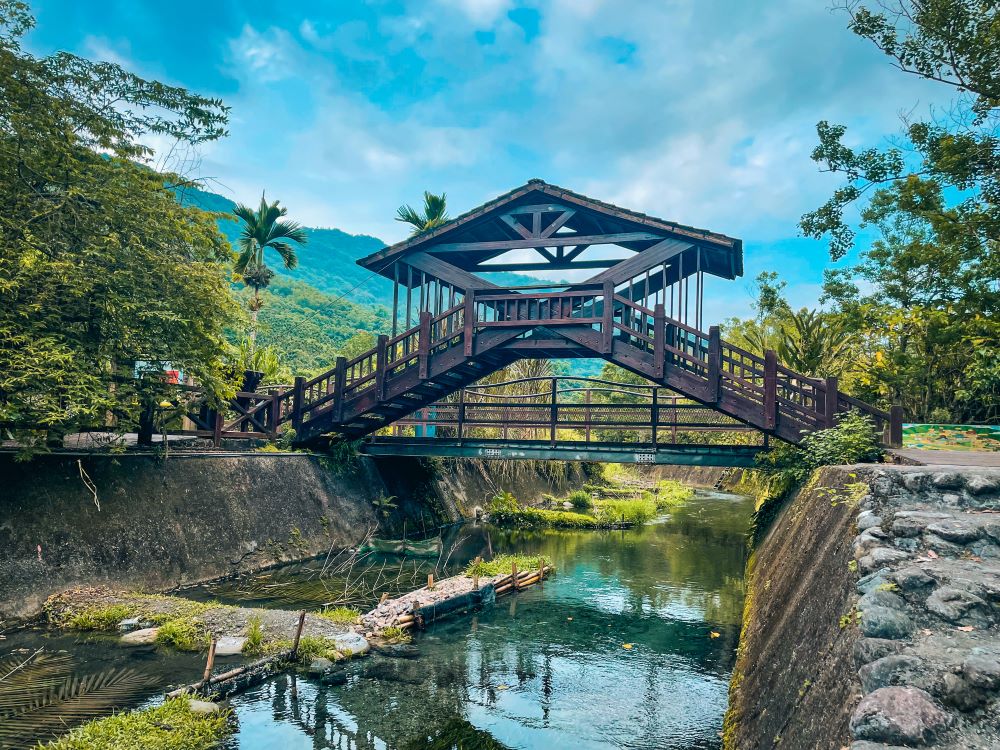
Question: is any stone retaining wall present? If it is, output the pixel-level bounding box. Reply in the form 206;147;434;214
726;464;1000;750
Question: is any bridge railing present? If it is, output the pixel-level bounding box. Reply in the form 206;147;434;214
385;376;761;447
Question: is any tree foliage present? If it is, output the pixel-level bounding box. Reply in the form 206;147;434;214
395;191;450;235
799;0;1000;423
0;2;237;436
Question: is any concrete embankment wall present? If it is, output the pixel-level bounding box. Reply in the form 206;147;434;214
725;464;1000;750
0;453;586;622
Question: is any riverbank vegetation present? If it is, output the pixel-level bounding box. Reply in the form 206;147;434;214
487;477;693;530
39;696;232;750
465;554;555;577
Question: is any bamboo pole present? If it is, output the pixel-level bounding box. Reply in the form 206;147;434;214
290;611;306;660
199;637;218;693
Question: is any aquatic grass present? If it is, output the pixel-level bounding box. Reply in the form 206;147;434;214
51;593;222;633
650;480;694;510
317;606;361;625
465;554;553;577
37;696;231;750
60;605;138;631
591;497;658;526
379;626;412;644
154;618;208;652
242;614;266;656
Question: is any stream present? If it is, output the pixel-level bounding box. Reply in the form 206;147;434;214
2;488;752;750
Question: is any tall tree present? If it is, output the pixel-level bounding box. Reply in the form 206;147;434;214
395;191;450;235
232;194;308;351
0;1;236;443
800;0;1000;422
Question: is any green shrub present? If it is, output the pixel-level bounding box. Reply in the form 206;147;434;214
39;697;231;750
567;490;593;510
757;410;883;486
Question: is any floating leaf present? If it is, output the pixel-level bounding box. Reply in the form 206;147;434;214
956;625;975;632
622;643;633;650
710;631;721;639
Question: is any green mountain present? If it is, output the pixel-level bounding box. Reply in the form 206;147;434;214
179;185;603;378
178;185;554;307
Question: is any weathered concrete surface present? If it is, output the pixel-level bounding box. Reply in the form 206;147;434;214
0;453;391;621
726;465;1000;750
649;464;742;488
724;465;863;750
0;453;589;622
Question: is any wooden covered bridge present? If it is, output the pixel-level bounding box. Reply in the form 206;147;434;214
184;180;901;465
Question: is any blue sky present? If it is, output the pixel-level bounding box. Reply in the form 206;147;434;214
27;0;948;319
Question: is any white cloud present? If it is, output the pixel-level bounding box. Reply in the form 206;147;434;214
436;0;514;27
227;24;298;82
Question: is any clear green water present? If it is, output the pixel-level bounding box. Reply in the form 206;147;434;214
1;489;751;750
220;489;752;750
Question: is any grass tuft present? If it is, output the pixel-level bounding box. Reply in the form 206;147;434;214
465;554;553;577
37;696;231;750
317;606;361;625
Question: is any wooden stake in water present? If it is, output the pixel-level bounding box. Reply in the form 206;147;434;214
427;573;434;590
290;611;306;660
511;561;519;590
201;637;218;692
473;556;481;591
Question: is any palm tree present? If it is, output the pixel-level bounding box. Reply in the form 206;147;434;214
395;191;449;235
775;308;854;377
233;193;308;351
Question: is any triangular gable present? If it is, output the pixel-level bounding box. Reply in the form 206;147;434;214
357;179;743;281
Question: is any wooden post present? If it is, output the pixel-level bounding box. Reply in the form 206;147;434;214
671;396;678;444
511;561;519;591
763;349;777;430
213;411;223;448
707;326;721;404
137;400;155;447
824;376;839;428
427;573;434;590
418;311;432;380
889;405;904;448
464;290;475;356
268;390;282;439
653;303;665;379
549;378;558;447
333;357;347;422
291;376;306;433
380;592;390;604
375;334;388;402
472;556;481;591
290;611;306;660
457;388;466;443
201;637;218;691
651;387;658;447
602;280;614;353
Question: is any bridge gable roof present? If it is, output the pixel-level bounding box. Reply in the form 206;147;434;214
357;179;744;281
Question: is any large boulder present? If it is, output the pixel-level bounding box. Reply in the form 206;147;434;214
850;687;951;745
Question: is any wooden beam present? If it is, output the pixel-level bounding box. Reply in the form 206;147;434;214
429;232;663;253
540;209;576;238
405;253;504;293
585;239;692;285
476;259;618;272
499;213;534;240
